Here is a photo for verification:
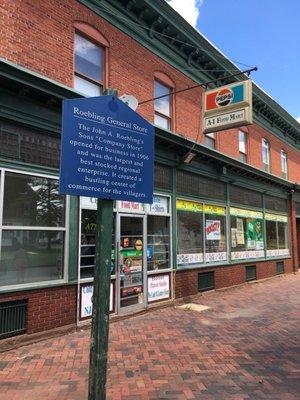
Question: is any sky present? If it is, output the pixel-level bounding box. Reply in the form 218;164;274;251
165;0;300;123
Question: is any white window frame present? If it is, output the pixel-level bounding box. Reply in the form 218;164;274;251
280;150;288;179
154;80;172;130
146;193;172;275
0;167;69;292
74;32;104;96
238;130;247;162
262;138;270;171
176;196;228;269
204;132;216;149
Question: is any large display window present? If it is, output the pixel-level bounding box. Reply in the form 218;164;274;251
230;207;264;260
265;213;289;257
204;205;227;262
79;198;115;280
147;195;170;271
0;170;66;287
177;199;203;266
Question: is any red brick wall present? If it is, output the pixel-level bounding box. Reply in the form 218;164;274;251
1;0;299;183
0;0;202;140
175;259;294;298
0;285;77;334
211;124;300;183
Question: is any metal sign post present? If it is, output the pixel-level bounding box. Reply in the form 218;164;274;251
59;93;154;400
88;198;113;400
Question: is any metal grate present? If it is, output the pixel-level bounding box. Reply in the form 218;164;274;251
198;271;215;292
265;195;287;212
246;265;257;281
177;170;226;201
0;121;60;168
276;261;284;275
0;129;20;159
230;185;262;208
154;163;172;190
0;300;27;339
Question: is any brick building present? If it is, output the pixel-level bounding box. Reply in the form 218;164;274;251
0;0;299;339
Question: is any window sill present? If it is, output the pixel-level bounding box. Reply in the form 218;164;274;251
0;279;72;294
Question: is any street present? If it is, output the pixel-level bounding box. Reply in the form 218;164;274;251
0;273;299;400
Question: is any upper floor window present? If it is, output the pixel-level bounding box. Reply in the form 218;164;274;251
262;138;270;172
154;80;171;130
74;33;104;96
238;131;247;163
280;150;288;179
204;132;216;149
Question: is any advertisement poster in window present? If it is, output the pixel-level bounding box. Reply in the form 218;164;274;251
205;220;221;240
236;218;245;245
81;283;114;319
148;274;170;302
246;219;263;250
231;228;237;248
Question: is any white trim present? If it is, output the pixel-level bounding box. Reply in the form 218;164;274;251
1;167;59;179
0;168;68;290
2;226;66;230
147;268;172;275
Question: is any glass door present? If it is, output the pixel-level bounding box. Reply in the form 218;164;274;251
118;215;145;312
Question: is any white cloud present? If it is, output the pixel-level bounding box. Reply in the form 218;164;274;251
165;0;202;28
297;117;300;123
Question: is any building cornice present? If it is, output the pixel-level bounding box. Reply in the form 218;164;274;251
77;0;300;149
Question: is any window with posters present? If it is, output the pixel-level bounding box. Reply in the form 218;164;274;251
265;213;289;257
230;207;264;260
204;204;227;263
147;195;171;271
79;197;115;280
176;199;203;266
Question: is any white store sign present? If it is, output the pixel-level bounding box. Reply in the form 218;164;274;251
148;274;170;302
81;283;113;318
116;201;144;213
149;196;169;214
204;108;248;131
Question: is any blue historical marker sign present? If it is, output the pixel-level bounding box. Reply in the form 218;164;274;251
59;96;154;203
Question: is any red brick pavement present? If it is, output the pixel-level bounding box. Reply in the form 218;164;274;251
0;274;299;400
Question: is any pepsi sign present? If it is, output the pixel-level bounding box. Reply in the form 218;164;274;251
203;80;252;134
204;81;251;113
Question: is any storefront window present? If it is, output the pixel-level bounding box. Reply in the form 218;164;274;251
266;220;277;249
0;171;66;287
204;205;227;262
230;207;264;260
266;213;289;256
80;208;115;279
147;216;170;270
0;230;64;286
147;196;170;271
3;172;65;227
177;200;203;266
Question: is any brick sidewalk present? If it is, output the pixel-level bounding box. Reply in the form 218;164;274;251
0;274;299;400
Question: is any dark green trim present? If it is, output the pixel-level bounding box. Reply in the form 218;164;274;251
0;57;82;101
0;88;61;134
68;196;79;282
0;158;59;176
171;167;177;270
155;126;295;191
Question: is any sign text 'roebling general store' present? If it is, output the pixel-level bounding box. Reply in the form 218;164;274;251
203;80;252;133
59;96;154;203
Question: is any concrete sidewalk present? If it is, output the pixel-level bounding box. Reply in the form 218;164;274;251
0;273;299;400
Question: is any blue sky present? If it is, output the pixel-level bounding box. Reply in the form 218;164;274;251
166;0;300;122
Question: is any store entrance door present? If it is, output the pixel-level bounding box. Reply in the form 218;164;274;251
117;215;146;313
